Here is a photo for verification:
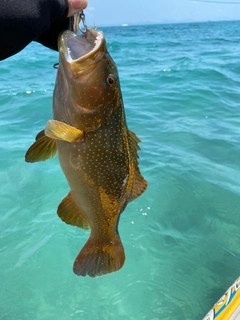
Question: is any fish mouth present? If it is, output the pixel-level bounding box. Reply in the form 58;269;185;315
59;29;104;63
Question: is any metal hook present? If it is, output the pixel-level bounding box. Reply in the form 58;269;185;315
69;11;87;34
79;11;87;33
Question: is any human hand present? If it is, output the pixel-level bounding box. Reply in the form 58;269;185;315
68;0;88;17
0;0;89;60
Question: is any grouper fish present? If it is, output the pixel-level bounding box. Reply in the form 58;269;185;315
25;21;148;277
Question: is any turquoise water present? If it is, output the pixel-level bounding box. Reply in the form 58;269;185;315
1;20;240;319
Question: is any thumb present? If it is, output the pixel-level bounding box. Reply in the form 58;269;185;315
67;0;88;17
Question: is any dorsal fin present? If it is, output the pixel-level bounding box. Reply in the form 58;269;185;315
128;130;141;162
128;130;148;201
129;167;148;201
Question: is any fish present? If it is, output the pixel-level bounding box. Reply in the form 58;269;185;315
25;21;147;277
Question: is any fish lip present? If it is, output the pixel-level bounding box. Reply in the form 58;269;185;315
59;29;104;63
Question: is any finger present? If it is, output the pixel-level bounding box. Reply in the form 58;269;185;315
67;0;88;17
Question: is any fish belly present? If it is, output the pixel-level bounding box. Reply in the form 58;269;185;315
56;126;131;227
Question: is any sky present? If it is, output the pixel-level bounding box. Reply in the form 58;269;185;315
84;0;240;26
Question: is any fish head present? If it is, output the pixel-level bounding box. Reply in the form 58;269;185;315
56;28;121;131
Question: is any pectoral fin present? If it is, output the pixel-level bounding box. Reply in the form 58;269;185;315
45;120;84;142
58;192;90;230
25;132;57;163
35;129;45;141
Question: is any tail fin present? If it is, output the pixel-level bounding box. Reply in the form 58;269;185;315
73;234;125;277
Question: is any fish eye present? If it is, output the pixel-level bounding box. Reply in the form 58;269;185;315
106;74;117;87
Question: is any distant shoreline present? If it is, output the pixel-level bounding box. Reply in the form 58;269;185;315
99;18;240;28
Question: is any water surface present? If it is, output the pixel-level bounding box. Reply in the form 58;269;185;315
1;20;240;319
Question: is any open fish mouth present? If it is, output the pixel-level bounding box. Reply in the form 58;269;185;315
59;29;104;63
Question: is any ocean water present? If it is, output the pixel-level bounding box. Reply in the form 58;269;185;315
1;20;240;320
